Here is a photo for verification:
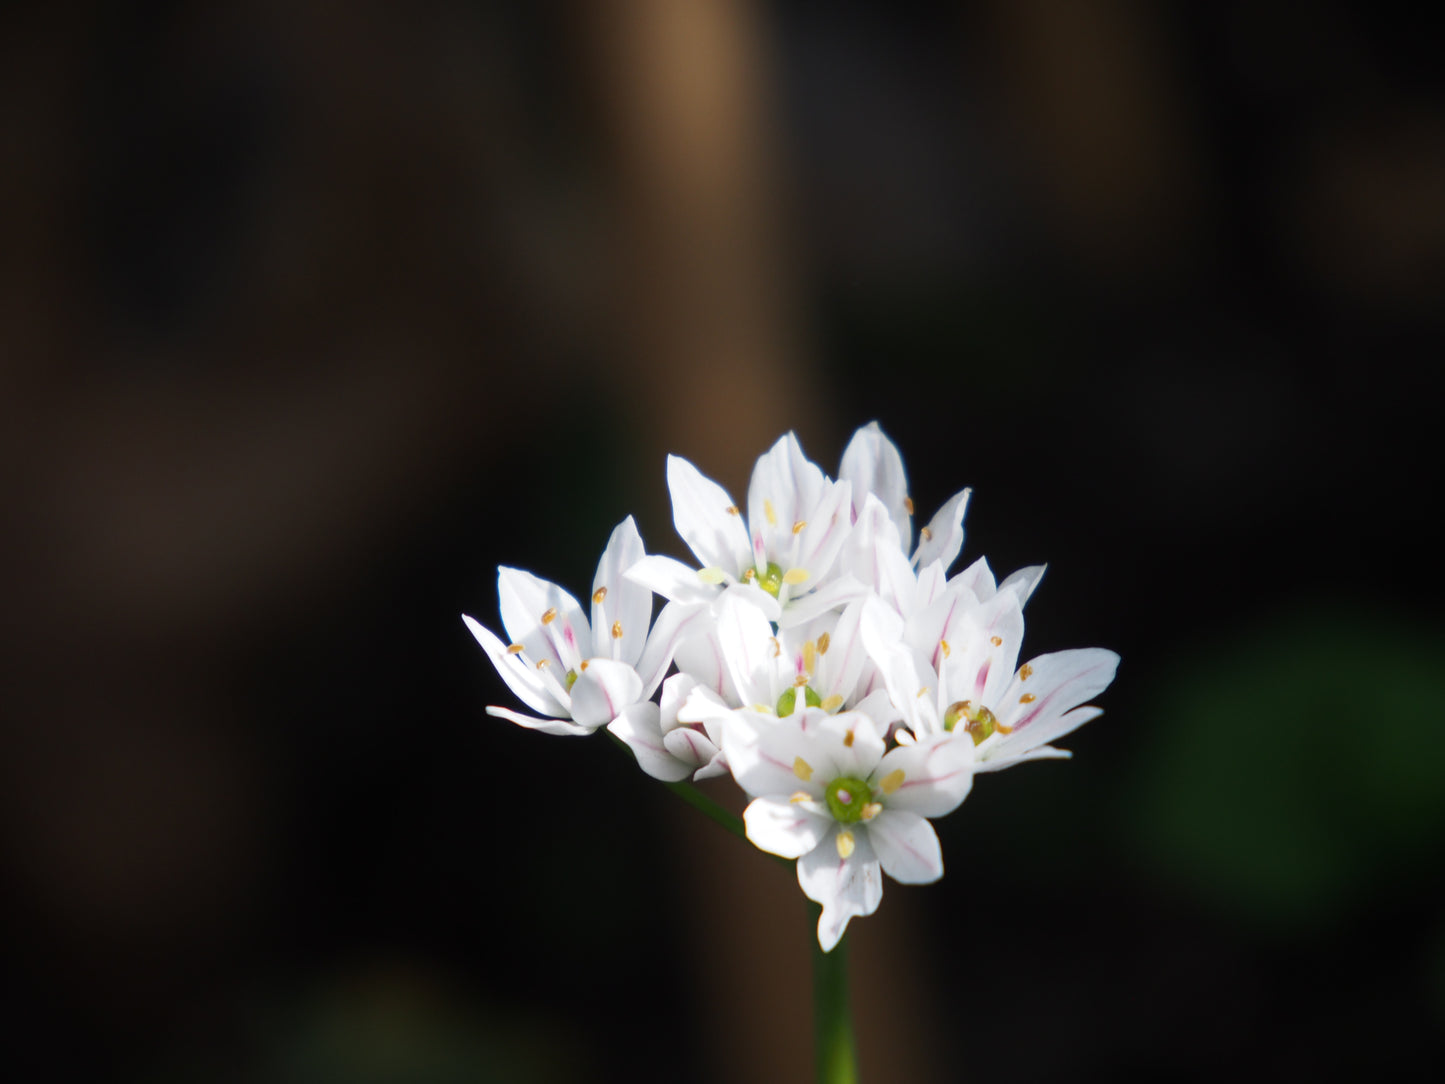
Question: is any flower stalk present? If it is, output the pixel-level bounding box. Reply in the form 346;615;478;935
811;905;858;1084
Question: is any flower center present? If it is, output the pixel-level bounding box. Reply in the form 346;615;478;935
944;700;1000;745
755;560;786;598
776;685;823;717
825;776;873;823
564;668;579;692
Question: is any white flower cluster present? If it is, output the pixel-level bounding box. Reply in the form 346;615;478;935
464;423;1119;950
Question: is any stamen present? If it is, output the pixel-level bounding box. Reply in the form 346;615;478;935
916;687;930;699
611;621;623;639
939;638;951;658
793;757;814;781
1019;692;1036;704
782;568;810;585
725;505;741;516
802;640;817;674
579;660;590;670
764;499;777;526
541;607;558;625
793;674;810;688
697;567;726;584
742;568;757;582
817;632;831;655
836;831;856;859
904;496;914;515
768;635;781;658
751;704;773;714
843;729;855;748
506;643;525;655
592;587;607;604
820;694;844;712
920;526;933;541
861;802;882;821
535;658;552;670
789;791;812;804
879;769;905;794
990;635;1003;647
1019;663;1034;680
791;520;807;535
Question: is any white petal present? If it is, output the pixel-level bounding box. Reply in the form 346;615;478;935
981;704;1103;769
875;731;974;818
591;517;651;666
954;588;1026;708
743;796;832;858
568;658;643;729
814;600;868;704
998;563;1047;605
463;615;569;717
792;479;854;585
667;454;753;574
777;573;871;628
996;649;1119;743
842;494;915;615
798;828;884;953
714;590;778;708
635;600;710;699
848;687;901;729
673;622;735;702
625;554;719;606
868;809;943;884
662;725;723;773
838;421;911;551
913;488;971;573
747;432;827;565
718;709;867;799
949;555;998;601
608;701;693;781
486;705;593;737
497;567;590;667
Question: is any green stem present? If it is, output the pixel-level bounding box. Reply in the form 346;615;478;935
811;903;858;1084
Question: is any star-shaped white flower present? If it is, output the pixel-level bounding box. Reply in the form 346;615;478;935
721;708;974;952
463;517;700;736
627;433;864;628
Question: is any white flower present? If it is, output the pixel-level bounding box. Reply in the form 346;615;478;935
463;517;700;736
838;421;973;575
721;708;974;951
626;433;865;628
607;671;730;782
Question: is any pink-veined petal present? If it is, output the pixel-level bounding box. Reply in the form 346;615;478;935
798;828;884;952
608;701;693;781
635;600;709;700
743;795;832;858
997;648;1119;737
981;704;1103;770
624;554;719;606
998;563;1047;605
777;573;870;628
568;658;643;729
719;709;858;800
715;590;778;708
876;731;974;818
463;615;569;718
662;725;722;774
791;478;854;586
667;454;753;574
486;705;593;737
498;567;589;670
592;517;651;666
868;809;944;884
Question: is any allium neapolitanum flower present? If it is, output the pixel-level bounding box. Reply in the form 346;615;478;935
720;708;973;951
463;517;698;736
464;421;1119;951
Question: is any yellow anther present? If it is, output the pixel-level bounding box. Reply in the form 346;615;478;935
793;757;814;781
579;659;590;670
541;607;558;625
904;496;915;515
506;643;525;655
880;769;905;794
836;830;856;859
803;640;817;674
791;520;807;535
697;567;726;584
789;790;812;804
767;636;781;658
817;632;831;655
820;694;844;712
592;586;607;604
939;638;951;658
991;635;1003;647
535;658;552;670
794;673;811;688
861;802;883;821
916;686;930;699
843;729;855;748
1019;692;1037;704
764;499;777;526
742;567;757;582
611;621;623;639
1020;663;1034;680
782;568;810;585
725;505;740;516
921;526;934;541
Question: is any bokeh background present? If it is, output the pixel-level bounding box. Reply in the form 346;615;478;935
4;2;1443;1081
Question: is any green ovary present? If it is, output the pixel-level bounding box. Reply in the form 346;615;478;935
825;776;873;823
757;561;785;598
776;685;823;717
943;700;998;745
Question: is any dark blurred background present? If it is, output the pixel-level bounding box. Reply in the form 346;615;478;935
3;2;1442;1081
